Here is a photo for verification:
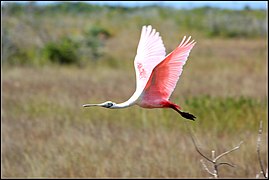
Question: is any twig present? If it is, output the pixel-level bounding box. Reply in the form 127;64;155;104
217;162;235;168
189;128;214;163
256;120;267;178
185;122;243;178
214;141;243;162
200;159;216;177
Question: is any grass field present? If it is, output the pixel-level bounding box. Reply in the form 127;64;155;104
2;2;268;178
2;37;267;178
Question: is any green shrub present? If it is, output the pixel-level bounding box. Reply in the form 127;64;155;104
43;37;80;65
88;25;111;38
83;25;111;60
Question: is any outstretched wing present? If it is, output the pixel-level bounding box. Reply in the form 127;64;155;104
142;36;196;101
133;25;166;96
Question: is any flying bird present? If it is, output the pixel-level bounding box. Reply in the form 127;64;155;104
83;25;196;120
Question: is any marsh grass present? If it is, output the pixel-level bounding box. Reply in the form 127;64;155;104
2;62;267;177
2;3;267;178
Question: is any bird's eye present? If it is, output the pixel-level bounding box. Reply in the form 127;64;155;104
107;103;113;108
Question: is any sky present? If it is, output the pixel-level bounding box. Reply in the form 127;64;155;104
3;1;268;10
86;1;268;10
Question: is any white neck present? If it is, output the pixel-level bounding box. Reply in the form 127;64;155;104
110;91;141;109
110;101;135;109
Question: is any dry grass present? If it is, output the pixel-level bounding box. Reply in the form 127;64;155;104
2;37;268;178
2;4;268;178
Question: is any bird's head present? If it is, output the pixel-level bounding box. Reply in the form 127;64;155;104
83;101;116;108
100;101;116;108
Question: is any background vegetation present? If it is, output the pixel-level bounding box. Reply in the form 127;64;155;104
2;2;268;178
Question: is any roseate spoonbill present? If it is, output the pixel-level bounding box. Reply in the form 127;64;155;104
83;25;196;120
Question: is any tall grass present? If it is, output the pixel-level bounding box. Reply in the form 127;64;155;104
2;61;267;177
2;2;268;178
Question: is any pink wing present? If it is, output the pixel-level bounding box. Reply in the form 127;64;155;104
142;36;196;102
134;25;166;96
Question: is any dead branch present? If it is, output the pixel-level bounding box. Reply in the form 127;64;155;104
200;159;216;178
256;120;267;178
185;122;243;178
214;141;243;162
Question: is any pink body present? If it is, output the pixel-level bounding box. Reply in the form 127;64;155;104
83;25;196;120
133;28;195;112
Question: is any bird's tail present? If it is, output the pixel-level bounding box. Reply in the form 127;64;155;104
170;104;196;121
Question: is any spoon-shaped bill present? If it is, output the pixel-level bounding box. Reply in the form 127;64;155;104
83;103;100;107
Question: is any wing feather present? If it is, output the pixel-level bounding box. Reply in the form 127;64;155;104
134;25;166;97
142;36;196;101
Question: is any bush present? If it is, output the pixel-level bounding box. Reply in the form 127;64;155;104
83;25;112;60
41;26;112;66
206;9;267;38
43;37;80;65
88;25;111;38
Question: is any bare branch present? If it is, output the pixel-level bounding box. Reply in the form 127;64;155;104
200;159;216;177
185;122;214;163
214;141;243;162
212;150;215;160
185;122;243;178
256;120;267;178
217;162;235;168
190;133;214;163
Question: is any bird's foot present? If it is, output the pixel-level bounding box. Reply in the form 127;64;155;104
180;111;196;121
